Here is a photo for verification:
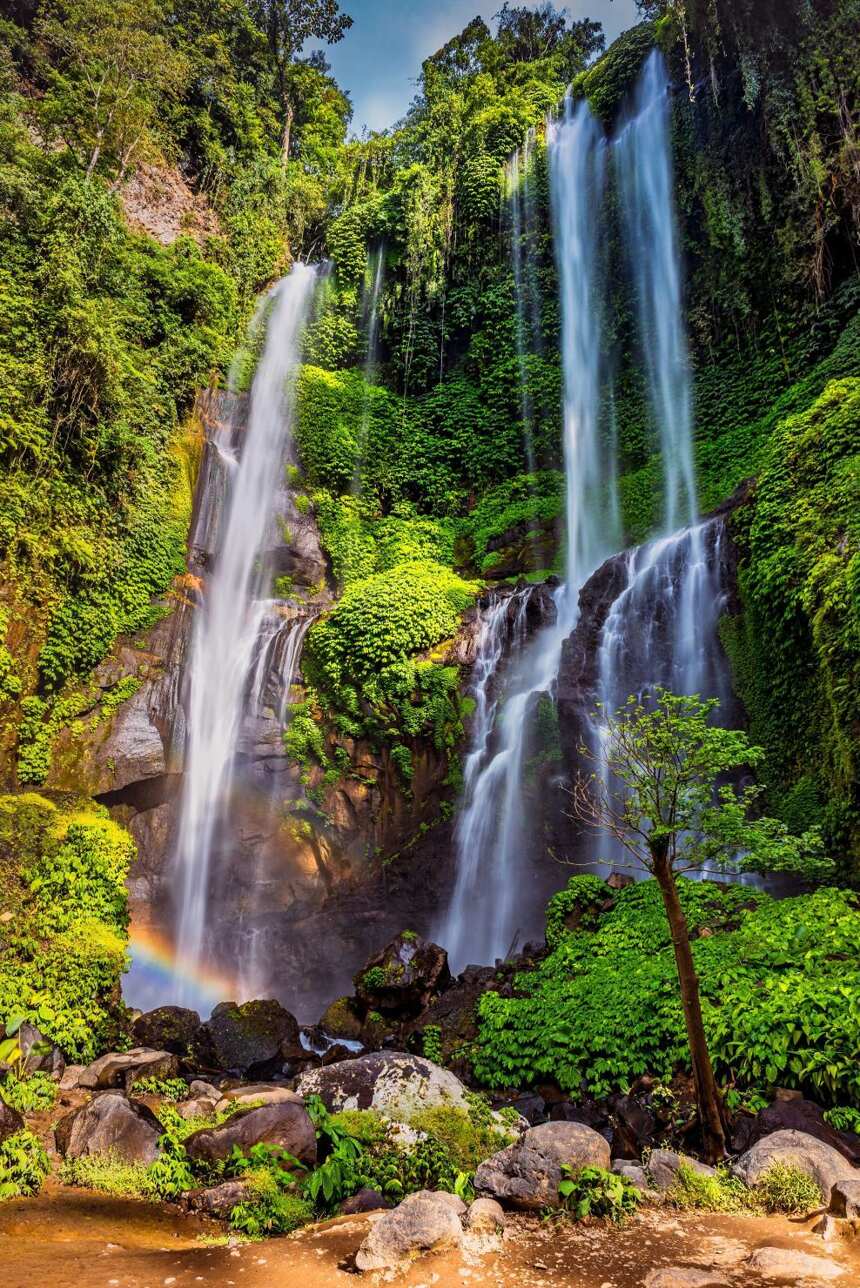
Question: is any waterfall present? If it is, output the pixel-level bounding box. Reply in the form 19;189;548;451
616;49;696;533
506;128;542;475
172;263;318;1002
439;98;616;972
352;243;385;495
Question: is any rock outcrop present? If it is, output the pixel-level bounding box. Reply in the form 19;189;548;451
183;1100;317;1168
355;1190;464;1272
354;933;451;1018
78;1048;179;1092
55;1092;163;1164
734;1129;857;1206
296;1051;472;1119
193;1000;303;1076
474;1121;611;1210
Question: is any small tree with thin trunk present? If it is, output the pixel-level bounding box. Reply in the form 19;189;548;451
570;689;831;1164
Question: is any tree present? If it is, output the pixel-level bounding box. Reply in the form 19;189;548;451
36;0;189;181
570;689;831;1163
248;0;352;156
494;3;604;79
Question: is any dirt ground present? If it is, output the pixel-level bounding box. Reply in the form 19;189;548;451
3;1184;860;1288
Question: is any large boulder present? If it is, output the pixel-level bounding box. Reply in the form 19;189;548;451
55;1091;163;1164
474;1121;611;1210
355;1191;463;1272
734;1130;857;1206
354;933;451;1018
296;1051;470;1120
78;1047;179;1092
184;1100;316;1168
184;1180;254;1219
213;1083;303;1113
0;1100;24;1143
732;1097;860;1166
132;1006;201;1058
194;1000;302;1076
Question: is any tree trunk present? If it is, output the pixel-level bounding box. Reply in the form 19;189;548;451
651;844;726;1163
281;99;294;163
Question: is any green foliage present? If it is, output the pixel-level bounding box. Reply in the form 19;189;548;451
0;1130;50;1200
665;1162;751;1213
421;1024;443;1065
0;1071;58;1115
557;1164;641;1222
411;1105;514;1172
229;1174;315;1238
130;1076;189;1101
823;1106;860;1134
755;1163;823;1215
0;793;132;1061
60;1151;152;1199
475;877;860;1106
545;875;608;949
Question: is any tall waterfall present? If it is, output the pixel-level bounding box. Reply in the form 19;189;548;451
172;263;318;1001
506;128;543;474
352;243;385;495
616;49;696;533
439;98;617;971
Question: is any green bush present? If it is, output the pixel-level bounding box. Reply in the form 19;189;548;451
557;1164;641;1222
475;878;860;1106
0;1130;49;1199
666;1162;750;1213
754;1163;824;1215
0;794;132;1061
0;1071;58;1115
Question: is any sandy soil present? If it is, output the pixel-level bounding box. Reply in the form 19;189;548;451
3;1185;860;1288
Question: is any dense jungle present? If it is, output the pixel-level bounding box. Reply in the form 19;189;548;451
0;0;859;1283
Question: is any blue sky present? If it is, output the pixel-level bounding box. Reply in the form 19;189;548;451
312;1;642;135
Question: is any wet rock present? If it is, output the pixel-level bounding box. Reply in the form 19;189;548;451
466;1197;507;1232
132;1006;201;1058
549;1100;610;1132
499;1093;547;1126
648;1149;715;1191
213;1084;303;1113
731;1097;860;1166
340;1187;391;1215
184;1180;254;1219
318;997;364;1041
609;1091;657;1158
184;1100;316;1168
733;1130;856;1206
55;1091;163;1164
644;1270;729;1288
78;1047;179;1092
0;1100;24;1143
322;1043;357;1067
474;1121;611;1210
355;1191;463;1272
296;1050;471;1120
18;1023;65;1078
831;1179;860;1219
354;932;451;1019
745;1247;845;1280
196;1000;301;1077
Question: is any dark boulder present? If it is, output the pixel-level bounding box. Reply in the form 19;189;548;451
322;1043;357;1067
355;932;451;1019
318;997;363;1041
0;1100;24;1143
184;1100;317;1168
340;1187;392;1214
132;1006;201;1057
55;1091;163;1164
184;1180;255;1219
18;1023;65;1078
608;1092;658;1159
195;1000;302;1077
497;1094;547;1126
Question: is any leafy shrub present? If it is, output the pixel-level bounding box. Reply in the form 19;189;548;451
755;1163;824;1215
0;794;132;1061
665;1162;750;1213
475;878;860;1106
60;1152;152;1199
823;1106;860;1134
130;1076;188;1102
410;1106;513;1172
558;1165;641;1222
0;1130;50;1199
0;1071;58;1114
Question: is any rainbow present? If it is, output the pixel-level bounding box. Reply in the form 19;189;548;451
126;925;241;1015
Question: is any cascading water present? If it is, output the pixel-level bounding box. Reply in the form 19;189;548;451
616;49;696;533
171;263;318;1004
439;97;618;971
352;243;385;495
584;51;734;870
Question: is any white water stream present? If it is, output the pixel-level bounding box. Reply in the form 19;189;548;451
172;264;318;1001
